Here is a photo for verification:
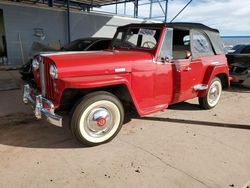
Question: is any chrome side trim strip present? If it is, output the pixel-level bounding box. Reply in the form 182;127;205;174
194;84;208;91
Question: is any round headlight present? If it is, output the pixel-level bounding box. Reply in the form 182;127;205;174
32;59;39;70
32;55;42;70
50;64;58;79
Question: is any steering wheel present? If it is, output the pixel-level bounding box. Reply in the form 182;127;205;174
142;41;156;48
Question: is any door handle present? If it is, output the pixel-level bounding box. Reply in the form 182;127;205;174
176;66;192;72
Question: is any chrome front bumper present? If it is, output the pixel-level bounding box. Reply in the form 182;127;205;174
23;84;62;127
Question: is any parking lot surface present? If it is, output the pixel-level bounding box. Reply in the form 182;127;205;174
0;71;249;188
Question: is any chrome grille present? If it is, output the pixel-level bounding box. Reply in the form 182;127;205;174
45;62;54;99
39;59;54;99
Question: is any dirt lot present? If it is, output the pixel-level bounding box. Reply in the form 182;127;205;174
0;72;250;188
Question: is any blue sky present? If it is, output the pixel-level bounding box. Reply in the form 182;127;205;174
95;0;250;36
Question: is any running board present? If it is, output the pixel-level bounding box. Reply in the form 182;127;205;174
193;84;208;91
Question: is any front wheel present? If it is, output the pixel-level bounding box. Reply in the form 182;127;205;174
71;91;124;146
199;77;222;109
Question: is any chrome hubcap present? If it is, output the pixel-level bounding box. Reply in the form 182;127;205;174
209;86;218;102
85;108;112;137
207;81;221;106
79;100;121;143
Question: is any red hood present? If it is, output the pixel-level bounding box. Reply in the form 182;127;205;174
42;50;153;78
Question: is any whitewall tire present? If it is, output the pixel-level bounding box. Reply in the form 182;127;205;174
199;77;222;109
71;91;124;146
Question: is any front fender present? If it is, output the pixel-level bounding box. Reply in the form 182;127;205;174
52;74;132;108
58;73;153;116
60;74;131;89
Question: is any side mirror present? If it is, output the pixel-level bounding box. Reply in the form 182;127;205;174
159;55;172;63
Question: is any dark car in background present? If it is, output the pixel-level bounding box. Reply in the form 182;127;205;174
227;44;249;54
19;37;112;81
60;37;111;51
226;44;250;88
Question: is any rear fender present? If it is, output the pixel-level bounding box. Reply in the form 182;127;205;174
198;63;229;97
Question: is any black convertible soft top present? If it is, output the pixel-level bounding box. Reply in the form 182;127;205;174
168;22;224;55
166;22;219;32
119;22;218;32
118;22;224;55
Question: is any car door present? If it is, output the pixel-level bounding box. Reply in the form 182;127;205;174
170;31;198;103
172;29;215;103
172;56;194;103
154;28;174;106
155;28;197;105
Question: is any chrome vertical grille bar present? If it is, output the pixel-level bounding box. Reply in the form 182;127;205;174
39;60;46;96
45;62;54;99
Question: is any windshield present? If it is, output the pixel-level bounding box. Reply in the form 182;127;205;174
111;27;161;50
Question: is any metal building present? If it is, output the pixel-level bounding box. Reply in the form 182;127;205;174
0;0;173;65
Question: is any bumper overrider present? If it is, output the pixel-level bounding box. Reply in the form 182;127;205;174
22;84;62;127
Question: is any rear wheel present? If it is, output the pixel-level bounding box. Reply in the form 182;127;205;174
199;77;222;109
71;91;124;146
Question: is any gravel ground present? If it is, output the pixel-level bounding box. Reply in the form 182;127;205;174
0;83;249;188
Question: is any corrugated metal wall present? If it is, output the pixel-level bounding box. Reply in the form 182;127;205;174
0;2;142;65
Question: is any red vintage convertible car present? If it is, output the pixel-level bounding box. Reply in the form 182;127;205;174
23;23;229;146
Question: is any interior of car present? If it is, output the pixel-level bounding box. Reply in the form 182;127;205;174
172;29;191;60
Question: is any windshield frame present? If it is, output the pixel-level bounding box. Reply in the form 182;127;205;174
111;26;162;52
